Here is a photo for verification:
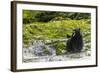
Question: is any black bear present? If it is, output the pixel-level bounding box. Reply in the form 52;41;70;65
67;28;83;53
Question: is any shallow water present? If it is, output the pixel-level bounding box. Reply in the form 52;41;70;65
23;39;91;63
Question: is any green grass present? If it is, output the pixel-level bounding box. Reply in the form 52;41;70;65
23;19;91;54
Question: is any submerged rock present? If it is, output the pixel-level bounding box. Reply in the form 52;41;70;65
24;40;56;56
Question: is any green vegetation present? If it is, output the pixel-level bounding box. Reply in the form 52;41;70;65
23;10;91;55
23;10;90;23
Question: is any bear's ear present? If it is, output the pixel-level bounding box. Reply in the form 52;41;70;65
76;28;80;31
73;28;80;31
78;28;80;30
73;28;76;31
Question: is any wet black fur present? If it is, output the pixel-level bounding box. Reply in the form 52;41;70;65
67;28;83;53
